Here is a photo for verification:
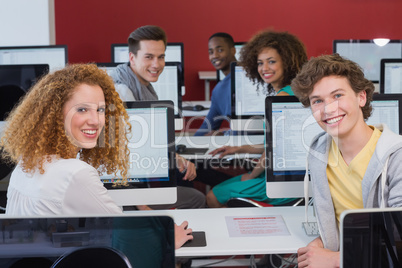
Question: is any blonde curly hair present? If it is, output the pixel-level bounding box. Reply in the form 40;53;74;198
0;64;131;184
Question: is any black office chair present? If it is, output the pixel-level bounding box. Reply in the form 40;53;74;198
51;246;132;268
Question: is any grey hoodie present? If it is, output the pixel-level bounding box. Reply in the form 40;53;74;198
306;124;402;251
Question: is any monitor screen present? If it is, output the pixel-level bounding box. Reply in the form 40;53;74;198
0;64;49;133
151;62;182;118
0;45;68;72
0;64;49;92
380;59;402;94
0;215;174;267
217;42;245;81
340;208;402;268
100;101;177;206
265;94;402;198
230;62;266;131
333;40;402;83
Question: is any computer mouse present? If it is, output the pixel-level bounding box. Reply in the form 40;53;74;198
193;105;204;111
176;144;187;153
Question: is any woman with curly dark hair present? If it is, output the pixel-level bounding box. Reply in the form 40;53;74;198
1;63;131;215
239;30;307;95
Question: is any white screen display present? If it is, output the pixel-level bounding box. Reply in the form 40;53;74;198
151;65;179;115
234;65;265;116
100;107;169;182
383;62;402;93
0;47;66;72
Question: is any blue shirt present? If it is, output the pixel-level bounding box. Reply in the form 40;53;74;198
195;73;231;136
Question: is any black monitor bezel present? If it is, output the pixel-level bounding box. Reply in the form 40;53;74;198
0;64;49;92
380;58;402;94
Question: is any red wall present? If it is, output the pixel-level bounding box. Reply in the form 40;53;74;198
55;0;402;100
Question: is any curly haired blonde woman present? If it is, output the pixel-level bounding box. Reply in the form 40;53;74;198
0;64;131;215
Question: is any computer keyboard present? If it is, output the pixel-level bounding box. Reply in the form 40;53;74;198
302;222;320;236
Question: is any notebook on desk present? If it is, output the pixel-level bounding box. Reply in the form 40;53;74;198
340;208;402;268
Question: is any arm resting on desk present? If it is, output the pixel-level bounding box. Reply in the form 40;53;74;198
297;237;340;268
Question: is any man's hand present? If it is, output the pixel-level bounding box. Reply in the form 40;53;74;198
175;221;193;249
176;154;196;181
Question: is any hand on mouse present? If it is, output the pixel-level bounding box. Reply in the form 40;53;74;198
175;221;193;249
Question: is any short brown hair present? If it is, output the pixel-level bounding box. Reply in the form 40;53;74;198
128;25;167;55
291;53;374;120
239;30;307;94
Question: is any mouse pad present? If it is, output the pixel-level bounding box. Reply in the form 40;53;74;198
182;231;207;247
183;148;209;155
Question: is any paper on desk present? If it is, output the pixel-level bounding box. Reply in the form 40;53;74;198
225;215;290;237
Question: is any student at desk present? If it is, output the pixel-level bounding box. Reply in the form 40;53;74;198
291;54;402;268
0;64;193;252
206;30;308;208
194;32;237;136
109;25;205;208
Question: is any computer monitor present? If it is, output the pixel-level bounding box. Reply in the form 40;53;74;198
333;40;402;83
230;61;265;131
0;45;68;72
0;64;49;92
0;64;49;134
0;215;175;267
265;94;402;199
100;101;177;207
96;62;184;130
217;42;245;82
340;208;402;268
380;58;402;94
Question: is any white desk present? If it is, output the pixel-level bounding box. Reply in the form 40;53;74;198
126;206;317;257
174;135;263;160
198;71;217;101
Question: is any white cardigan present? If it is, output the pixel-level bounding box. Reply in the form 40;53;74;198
6;157;122;216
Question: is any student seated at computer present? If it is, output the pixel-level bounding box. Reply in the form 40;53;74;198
194;32;237;136
109;25;206;207
0;64;193;249
206;30;308;208
291;54;402;268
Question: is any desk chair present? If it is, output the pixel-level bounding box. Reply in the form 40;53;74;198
51;246;132;268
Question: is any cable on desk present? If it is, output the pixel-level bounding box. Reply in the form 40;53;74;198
191;255;236;268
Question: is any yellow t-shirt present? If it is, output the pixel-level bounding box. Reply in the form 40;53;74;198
327;126;382;226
